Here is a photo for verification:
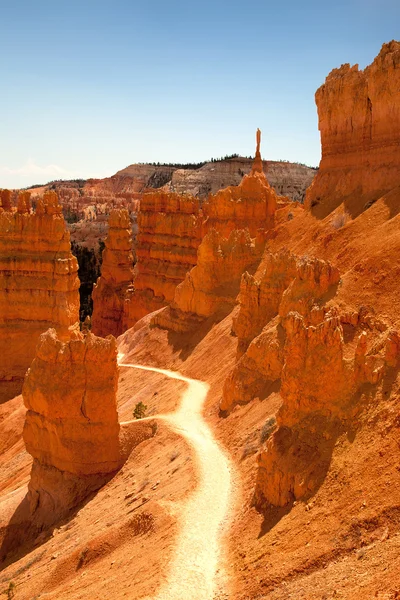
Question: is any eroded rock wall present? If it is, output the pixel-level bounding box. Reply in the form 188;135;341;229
91;209;134;337
122;191;203;328
202;153;278;237
221;254;339;413
154;228;264;332
0;191;80;401
220;244;397;508
306;41;400;217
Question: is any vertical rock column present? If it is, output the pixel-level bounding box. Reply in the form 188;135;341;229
0;190;80;401
91;209;134;337
22;328;122;524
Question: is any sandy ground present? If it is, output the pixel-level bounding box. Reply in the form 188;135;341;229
119;360;234;600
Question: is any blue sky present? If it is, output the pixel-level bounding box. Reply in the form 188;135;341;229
1;0;399;188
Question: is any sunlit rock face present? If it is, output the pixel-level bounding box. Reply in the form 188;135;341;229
22;328;122;523
153;227;265;332
0;190;80;401
122;190;203;328
306;41;400;218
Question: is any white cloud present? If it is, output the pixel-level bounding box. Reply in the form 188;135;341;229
0;158;75;179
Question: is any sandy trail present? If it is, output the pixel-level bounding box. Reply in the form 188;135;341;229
118;360;233;600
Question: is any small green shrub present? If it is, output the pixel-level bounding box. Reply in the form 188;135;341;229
133;402;147;420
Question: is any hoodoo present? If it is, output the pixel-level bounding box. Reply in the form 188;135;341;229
22;328;123;524
154;227;265;332
306;40;400;218
0;191;80;402
201;129;279;237
91;208;135;337
146;130;281;333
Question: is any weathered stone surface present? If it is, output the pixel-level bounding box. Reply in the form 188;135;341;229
154;228;264;332
129;131;280;331
306;41;400;218
91;209;134;337
22;328;122;520
0;191;80;401
122;191;203;328
233;250;297;357
202;135;278;238
167;159;316;202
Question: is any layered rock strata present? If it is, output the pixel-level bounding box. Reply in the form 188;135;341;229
122;130;280;330
167;159;316;202
306;41;400;218
154;228;264;332
22;328;123;523
91;209;134;337
0;191;80;401
122;191;203;327
254;312;396;508
221;254;340;413
202;130;278;237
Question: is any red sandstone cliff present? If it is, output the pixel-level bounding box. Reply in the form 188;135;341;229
91;209;134;337
0;191;80;401
306;40;400;218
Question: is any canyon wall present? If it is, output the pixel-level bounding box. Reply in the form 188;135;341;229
0;191;80;401
91;209;134;337
167;159;316;202
122;191;203;328
22;328;122;523
201;143;278;237
306;40;400;218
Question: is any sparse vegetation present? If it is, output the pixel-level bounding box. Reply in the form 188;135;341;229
169;450;180;462
77;547;89;570
133;401;147;420
260;416;277;444
4;582;16;599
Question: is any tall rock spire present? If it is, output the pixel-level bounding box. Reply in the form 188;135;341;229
251;128;264;174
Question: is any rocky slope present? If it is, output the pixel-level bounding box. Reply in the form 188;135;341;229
91;209;135;337
167;158;316;202
0;191;80;402
306;40;400;217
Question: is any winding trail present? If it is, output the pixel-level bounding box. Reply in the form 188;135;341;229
118;359;233;600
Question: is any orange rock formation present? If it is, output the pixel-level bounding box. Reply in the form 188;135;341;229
121;130;280;331
202;130;278;237
122;191;202;327
221;253;340;415
154;228;264;331
22;328;122;523
0;191;80;401
91;209;134;337
306;40;400;218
